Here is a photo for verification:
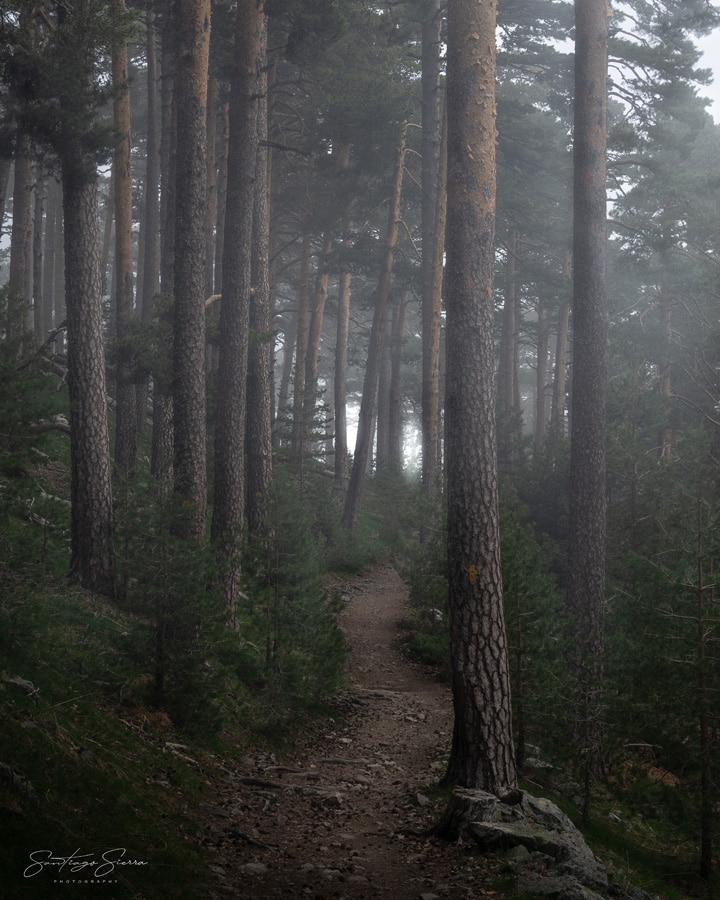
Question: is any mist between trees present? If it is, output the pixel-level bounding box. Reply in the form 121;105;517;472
1;0;720;891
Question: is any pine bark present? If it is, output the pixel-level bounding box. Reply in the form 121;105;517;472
567;0;609;810
533;302;549;458
63;155;115;595
112;0;138;474
151;5;177;483
246;14;273;536
137;6;161;434
42;175;59;343
172;0;211;536
33;164;46;345
442;0;516;794
212;0;265;617
549;296;570;450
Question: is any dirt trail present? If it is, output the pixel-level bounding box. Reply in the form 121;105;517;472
206;564;504;899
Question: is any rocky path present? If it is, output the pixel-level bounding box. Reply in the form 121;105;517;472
205;564;506;899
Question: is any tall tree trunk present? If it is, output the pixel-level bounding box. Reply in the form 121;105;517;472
421;0;444;500
172;0;211;537
533;301;549;458
214;89;230;295
497;231;519;473
333;266;352;492
657;278;672;460
137;4;161;435
53;185;66;352
151;9;177;483
42;174;59;343
291;230;311;461
302;234;333;452
442;0;516;794
388;285;409;470
0;154;11;232
342;124;407;532
205;75;219;303
112;0;138;475
8;130;33;342
63;154;115;595
246;13;273;536
33;164;46;345
100;165;115;293
212;0;264;618
276;308;296;442
376;323;391;471
549;293;571;452
567;0;609;821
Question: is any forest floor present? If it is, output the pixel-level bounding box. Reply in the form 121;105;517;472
204;563;511;899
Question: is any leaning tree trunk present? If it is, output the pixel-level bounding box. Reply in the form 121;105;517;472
421;0;444;501
172;0;211;537
567;0;609;824
442;0;517;795
342;124;407;532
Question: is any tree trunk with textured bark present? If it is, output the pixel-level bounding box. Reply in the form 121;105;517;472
246;13;272;536
112;0;138;474
442;0;516;795
137;5;161;435
549;293;570;452
151;5;177;483
42;175;60;344
63;155;115;595
212;0;264;618
567;0;609;819
172;0;211;537
33;164;46;345
533;301;549;458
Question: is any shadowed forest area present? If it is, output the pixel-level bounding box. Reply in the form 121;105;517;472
2;0;720;897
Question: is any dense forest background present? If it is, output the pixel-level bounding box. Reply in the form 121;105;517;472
2;0;720;896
